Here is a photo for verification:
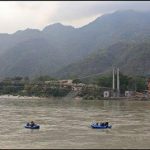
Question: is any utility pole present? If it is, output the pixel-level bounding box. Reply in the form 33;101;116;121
112;67;115;97
117;68;120;97
112;67;120;97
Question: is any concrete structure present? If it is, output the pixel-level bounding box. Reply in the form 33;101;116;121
125;91;133;97
117;68;120;97
45;79;73;86
147;79;150;93
104;91;110;97
112;67;120;97
59;80;73;85
112;68;115;91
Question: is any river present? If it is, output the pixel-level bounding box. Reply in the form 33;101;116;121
0;97;150;149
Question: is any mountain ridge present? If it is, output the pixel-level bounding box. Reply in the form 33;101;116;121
0;10;149;78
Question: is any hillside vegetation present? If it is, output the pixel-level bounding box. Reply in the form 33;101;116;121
0;10;149;78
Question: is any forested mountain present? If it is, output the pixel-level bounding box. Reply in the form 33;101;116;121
54;42;150;78
0;10;150;78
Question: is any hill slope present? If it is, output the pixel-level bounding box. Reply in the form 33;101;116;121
54;42;150;78
0;10;150;78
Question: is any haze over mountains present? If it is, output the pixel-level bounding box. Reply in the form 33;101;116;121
0;10;150;79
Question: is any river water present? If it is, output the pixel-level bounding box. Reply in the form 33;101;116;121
0;97;150;149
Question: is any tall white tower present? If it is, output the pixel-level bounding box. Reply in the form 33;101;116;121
117;68;120;97
112;67;120;97
112;68;115;90
112;67;115;97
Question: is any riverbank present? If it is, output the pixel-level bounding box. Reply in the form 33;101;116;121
101;96;150;101
0;94;44;99
79;96;150;101
0;94;149;101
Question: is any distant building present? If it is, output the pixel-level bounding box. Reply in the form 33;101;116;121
59;80;73;85
72;83;85;92
45;80;58;84
45;79;73;86
147;79;150;93
103;91;110;97
125;91;133;97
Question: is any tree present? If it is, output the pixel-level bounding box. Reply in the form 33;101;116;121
72;79;82;84
95;75;112;87
94;73;147;93
134;76;146;92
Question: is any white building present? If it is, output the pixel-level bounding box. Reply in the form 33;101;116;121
125;91;133;97
103;91;110;97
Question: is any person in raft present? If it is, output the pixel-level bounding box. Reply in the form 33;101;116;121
100;122;109;126
26;122;30;126
30;121;35;127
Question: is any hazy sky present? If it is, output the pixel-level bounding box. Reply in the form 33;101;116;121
0;1;150;34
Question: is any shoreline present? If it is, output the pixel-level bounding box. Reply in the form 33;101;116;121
101;97;150;101
0;94;44;99
0;94;149;101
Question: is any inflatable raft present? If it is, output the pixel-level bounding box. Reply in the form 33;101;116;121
24;123;40;129
91;123;112;129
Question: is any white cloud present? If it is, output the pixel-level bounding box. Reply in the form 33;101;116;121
0;1;59;33
0;1;150;33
